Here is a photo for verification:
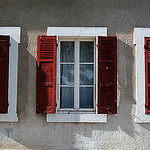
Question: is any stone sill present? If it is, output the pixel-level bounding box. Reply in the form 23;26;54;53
47;114;107;123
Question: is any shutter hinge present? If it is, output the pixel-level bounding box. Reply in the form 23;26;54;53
145;104;150;109
56;103;57;107
56;43;58;47
9;43;11;47
145;44;150;51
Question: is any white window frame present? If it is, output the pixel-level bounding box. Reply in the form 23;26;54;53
46;27;107;122
57;37;96;113
0;27;20;122
134;28;150;123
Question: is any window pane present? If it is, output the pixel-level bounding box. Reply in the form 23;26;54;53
80;87;93;108
80;64;94;85
60;87;74;108
80;41;94;62
60;41;74;62
60;64;74;85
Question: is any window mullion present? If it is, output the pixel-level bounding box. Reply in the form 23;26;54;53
74;39;79;110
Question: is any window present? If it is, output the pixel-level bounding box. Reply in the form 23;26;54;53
0;27;20;122
37;27;117;122
134;28;150;123
57;38;95;113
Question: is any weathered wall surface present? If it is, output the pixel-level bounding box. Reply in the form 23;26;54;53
0;0;150;149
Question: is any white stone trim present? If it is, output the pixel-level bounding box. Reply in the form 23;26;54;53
0;27;21;122
47;27;107;123
134;28;150;123
0;27;20;43
47;27;107;37
47;114;107;123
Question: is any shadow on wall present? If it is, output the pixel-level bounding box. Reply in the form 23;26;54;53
72;39;136;141
106;39;136;138
17;33;29;115
0;35;137;150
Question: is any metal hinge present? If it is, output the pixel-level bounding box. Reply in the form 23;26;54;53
145;45;150;51
145;104;150;109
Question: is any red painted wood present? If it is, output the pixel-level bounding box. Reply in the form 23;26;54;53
145;37;150;114
98;37;117;114
0;36;9;113
37;36;56;114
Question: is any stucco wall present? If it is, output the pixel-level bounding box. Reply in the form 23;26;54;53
0;0;150;149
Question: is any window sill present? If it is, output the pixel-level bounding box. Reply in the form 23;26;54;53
46;114;107;123
135;114;150;123
0;113;18;122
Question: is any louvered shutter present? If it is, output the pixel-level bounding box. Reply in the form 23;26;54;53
145;37;150;114
37;36;56;114
0;36;9;113
98;37;117;114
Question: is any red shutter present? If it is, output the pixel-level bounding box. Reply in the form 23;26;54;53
145;37;150;114
98;36;117;114
36;36;56;114
0;36;9;113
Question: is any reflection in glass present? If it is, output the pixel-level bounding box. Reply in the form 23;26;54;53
80;87;93;108
60;64;74;85
80;41;94;62
80;64;93;85
60;41;74;62
60;87;74;108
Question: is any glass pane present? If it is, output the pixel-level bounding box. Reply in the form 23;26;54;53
60;41;74;62
60;64;74;85
80;41;94;62
80;64;94;85
80;87;93;108
60;87;74;108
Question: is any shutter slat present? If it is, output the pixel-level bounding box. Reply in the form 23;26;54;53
98;36;117;114
0;36;9;113
39;59;55;62
36;36;56;114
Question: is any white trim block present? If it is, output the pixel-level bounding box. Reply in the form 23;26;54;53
47;114;107;123
0;27;21;43
47;27;107;37
0;27;21;122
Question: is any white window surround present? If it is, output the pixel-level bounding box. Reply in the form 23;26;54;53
0;27;20;122
134;28;150;123
47;27;107;123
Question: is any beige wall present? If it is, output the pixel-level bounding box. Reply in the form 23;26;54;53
0;0;150;149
